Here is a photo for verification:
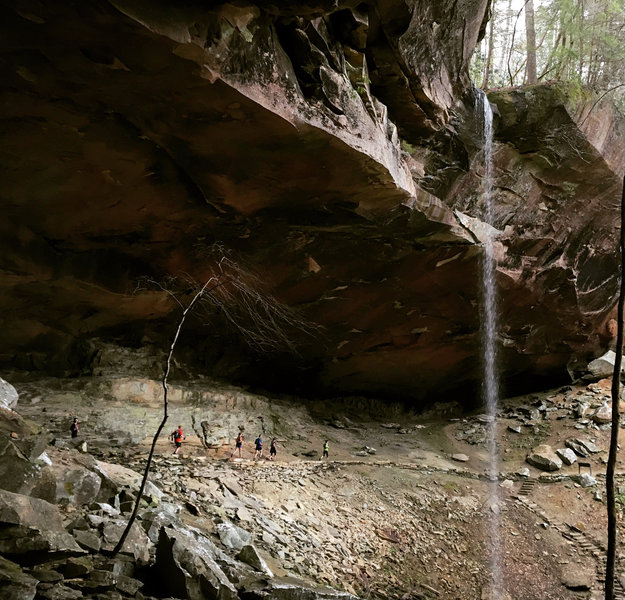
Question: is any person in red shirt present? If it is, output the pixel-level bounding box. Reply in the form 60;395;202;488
171;425;184;455
230;431;245;460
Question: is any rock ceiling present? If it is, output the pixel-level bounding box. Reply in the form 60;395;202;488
1;0;624;402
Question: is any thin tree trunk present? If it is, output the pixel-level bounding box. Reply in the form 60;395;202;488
525;0;537;83
578;0;585;81
111;276;224;555
482;0;497;89
497;0;513;77
556;13;568;79
507;1;529;86
539;29;563;81
606;174;625;600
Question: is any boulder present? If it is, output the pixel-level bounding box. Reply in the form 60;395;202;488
526;445;562;471
578;439;600;453
566;438;599;456
156;526;238;600
592;402;612;424
577;473;597;488
60;557;94;579
565;439;590;457
587;351;625;379
561;566;593;590
94;461;162;505
217;521;252;551
115;574;143;596
100;519;151;565
37;584;83;600
0;436;37;496
237;544;273;577
141;509;181;544
0;489;83;555
52;466;101;506
30;566;63;583
0;377;19;410
72;529;101;553
556;448;577;466
0;555;38;600
575;402;590;418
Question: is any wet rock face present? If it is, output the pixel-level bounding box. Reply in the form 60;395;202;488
0;2;622;402
449;85;625;384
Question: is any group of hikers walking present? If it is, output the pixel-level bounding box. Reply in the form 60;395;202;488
228;432;329;461
73;418;329;461
169;427;297;460
229;432;281;461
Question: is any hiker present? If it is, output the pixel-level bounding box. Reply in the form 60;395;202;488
70;417;79;438
322;439;329;459
230;431;245;460
254;434;263;460
171;425;184;455
269;437;278;461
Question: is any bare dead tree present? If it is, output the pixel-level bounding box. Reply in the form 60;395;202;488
112;273;226;554
506;0;530;86
606;175;625;600
112;248;318;555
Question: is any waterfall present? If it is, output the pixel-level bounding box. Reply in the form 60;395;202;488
477;88;503;598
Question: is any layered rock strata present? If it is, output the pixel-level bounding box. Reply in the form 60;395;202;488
1;0;623;402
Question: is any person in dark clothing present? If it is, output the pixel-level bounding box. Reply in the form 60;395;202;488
254;434;263;460
230;431;245;460
171;425;184;455
70;417;79;438
269;437;278;460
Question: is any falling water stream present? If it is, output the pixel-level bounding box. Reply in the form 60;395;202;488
477;89;503;598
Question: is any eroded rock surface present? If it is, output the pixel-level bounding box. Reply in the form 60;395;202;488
0;1;623;403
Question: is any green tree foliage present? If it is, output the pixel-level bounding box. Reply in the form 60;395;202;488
471;0;625;106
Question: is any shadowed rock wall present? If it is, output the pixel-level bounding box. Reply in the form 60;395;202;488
1;1;623;403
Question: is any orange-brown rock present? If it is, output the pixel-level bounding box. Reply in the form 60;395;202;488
0;2;623;404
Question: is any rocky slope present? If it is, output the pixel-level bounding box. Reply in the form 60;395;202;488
4;369;625;600
6;360;625;595
1;1;624;403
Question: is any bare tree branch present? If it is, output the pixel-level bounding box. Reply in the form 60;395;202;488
111;247;318;555
606;174;625;600
111;274;225;555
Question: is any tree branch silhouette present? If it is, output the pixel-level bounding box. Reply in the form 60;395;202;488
112;248;318;555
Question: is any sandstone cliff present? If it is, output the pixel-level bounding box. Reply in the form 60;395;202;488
1;0;623;403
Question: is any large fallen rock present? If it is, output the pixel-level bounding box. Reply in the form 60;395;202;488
50;464;102;506
0;555;38;600
94;460;162;505
0;489;83;555
0;435;38;497
587;351;624;379
98;518;151;565
237;544;273;577
565;438;600;457
526;445;562;471
0;377;18;410
156;525;238;600
556;448;577;466
217;521;252;552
